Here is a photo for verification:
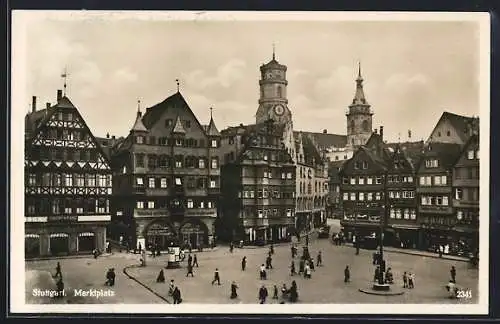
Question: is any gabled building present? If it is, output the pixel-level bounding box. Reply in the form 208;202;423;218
416;142;463;251
426;111;479;145
24;90;112;257
111;91;220;250
219;120;296;244
327;160;345;219
339;128;392;242
452;134;479;254
385;141;424;249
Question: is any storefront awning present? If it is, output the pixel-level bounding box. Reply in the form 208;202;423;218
391;225;420;230
50;233;69;238
25;233;40;238
78;232;95;237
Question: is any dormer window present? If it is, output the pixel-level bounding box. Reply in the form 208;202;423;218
165;119;173;127
211;140;218;148
362;161;368;169
425;159;439;168
354;161;360;169
467;150;474;160
136;136;144;144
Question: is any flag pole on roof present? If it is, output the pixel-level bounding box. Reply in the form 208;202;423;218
61;66;69;96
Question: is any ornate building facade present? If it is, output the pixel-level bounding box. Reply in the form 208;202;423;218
110;91;220;250
24;90;112;257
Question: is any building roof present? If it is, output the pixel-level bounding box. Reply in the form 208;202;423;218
130;111;148;132
294;131;347;150
172;115;186;134
206;116;221;136
25;96;77;138
301;134;324;166
350;63;370;107
428;111;479;143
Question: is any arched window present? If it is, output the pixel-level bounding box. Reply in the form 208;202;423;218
277;86;282;98
362;120;369;132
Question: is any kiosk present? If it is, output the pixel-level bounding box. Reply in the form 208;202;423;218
166;246;185;269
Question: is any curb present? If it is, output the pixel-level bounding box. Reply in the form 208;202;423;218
26;253;113;262
122;264;171;304
344;244;469;262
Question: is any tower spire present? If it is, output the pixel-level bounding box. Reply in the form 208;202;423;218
210;107;213;120
272;42;276;60
351;62;368;106
61;67;69;96
137;99;141;113
357;61;363;82
176;79;180;92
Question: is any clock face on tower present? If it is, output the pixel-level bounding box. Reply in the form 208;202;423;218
266;72;273;79
274;104;285;116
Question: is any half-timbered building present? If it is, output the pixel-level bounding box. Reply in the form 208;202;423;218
24;90;112;257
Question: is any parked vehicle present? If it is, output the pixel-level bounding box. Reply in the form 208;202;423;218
318;225;331;239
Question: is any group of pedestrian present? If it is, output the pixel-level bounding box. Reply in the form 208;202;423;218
402;271;416;289
52;262;65;298
148;244;162;258
185;253;199;277
166;279;182;304
258;280;298;304
332;232;345;246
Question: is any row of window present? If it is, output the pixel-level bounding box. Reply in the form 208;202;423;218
419;175;447;186
421;196;450;206
25;198;109;215
389;208;417;220
240;190;295;199
27;173;112;187
467;149;480;160
298;181;328;195
299;167;314;178
257;208;294;219
342;176;384;185
30;147;101;162
136;136;218;148
136;176;218;189
136;199;216;209
40;128;88;141
136;154;219;169
343;192;383;201
388;175;414;183
388;191;415;199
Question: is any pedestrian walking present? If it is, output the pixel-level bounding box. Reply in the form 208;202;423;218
270;244;274;255
186;263;194;277
304;264;311;279
316;251;322;267
344;265;350;283
230;242;234;253
188;254;193;267
446;280;458;299
309;258;315;271
193;254;199;267
105;268;115;286
138;242;142;254
258;285;268;304
438;245;443;258
169;280;175;296
230;281;238;299
93;248;99;259
450;266;456;283
403;271;408;288
299;258;305;274
54;262;62;278
291;245;296;259
156;269;165;283
408;272;415;289
290;260;296;276
289;280;298;303
273;285;279;299
266;255;273;269
241;256;247;271
212;268;221;285
172;286;182;304
281;284;289;300
260;264;267;280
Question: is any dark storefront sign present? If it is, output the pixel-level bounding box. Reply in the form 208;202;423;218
48;215;78;223
147;222;176;236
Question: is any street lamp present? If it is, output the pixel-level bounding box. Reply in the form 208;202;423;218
376;170;389;286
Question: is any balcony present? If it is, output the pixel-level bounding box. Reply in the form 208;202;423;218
134;186;146;194
184;208;217;218
134;208;169;218
208;187;220;195
242;217;269;227
416;186;452;194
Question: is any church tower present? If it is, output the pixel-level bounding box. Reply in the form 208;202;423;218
346;63;373;148
256;46;292;126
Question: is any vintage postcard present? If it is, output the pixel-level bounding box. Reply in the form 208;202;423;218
10;11;490;314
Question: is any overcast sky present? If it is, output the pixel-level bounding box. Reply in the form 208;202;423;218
18;12;482;143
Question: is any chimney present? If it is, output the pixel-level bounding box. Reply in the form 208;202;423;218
31;96;37;113
57;89;63;101
112;135;116;140
46;102;51;109
106;133;110;139
374;128;378;134
323;129;327;134
379;126;384;139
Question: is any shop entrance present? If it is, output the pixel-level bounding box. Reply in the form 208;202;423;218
179;221;208;249
25;234;40;258
50;233;69;256
78;232;95;252
145;221;176;250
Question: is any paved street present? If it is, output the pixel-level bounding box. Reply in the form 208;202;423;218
26;231;478;304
